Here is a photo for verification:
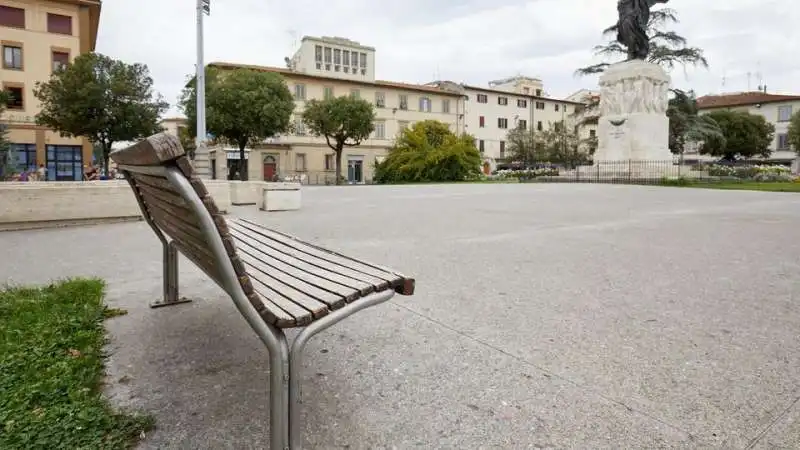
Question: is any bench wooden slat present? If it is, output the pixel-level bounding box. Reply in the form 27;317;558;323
228;222;390;291
248;280;313;327
236;248;345;310
235;218;410;288
229;228;374;296
134;180;194;213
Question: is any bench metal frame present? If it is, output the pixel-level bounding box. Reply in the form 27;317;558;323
120;163;395;450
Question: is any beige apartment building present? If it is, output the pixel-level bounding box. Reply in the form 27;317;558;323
204;36;465;183
695;91;800;163
1;0;100;180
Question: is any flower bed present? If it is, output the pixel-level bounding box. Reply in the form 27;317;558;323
494;168;560;180
696;164;794;181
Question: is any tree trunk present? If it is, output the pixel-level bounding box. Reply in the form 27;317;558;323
335;147;343;185
103;142;111;177
238;143;247;181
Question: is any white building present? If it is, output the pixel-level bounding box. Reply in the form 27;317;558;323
429;77;587;172
288;36;376;83
695;91;800;163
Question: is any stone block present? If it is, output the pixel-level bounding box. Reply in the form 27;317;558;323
260;182;301;212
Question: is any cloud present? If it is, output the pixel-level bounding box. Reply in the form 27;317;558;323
95;0;800;116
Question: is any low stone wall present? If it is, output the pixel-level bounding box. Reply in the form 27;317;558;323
0;180;232;232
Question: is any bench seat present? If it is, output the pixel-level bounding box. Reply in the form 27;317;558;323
227;217;414;328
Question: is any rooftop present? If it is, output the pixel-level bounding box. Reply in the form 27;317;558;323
208;62;463;97
697;91;800;109
428;80;585;106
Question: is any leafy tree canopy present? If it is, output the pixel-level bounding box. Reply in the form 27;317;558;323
667;89;725;155
787;110;800;155
507;122;590;168
302;96;375;184
577;7;708;76
374;120;481;183
180;67;295;180
34;53;168;171
700;110;775;160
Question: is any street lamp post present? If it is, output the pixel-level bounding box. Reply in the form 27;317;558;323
194;0;211;178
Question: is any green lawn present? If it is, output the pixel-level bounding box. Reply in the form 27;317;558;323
0;279;153;449
683;181;800;192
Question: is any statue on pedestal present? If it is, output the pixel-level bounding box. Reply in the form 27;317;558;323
616;0;669;60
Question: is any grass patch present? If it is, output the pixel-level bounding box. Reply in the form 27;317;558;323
690;181;800;192
0;278;153;449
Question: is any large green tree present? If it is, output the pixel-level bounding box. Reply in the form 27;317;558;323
34;53;168;173
700;110;775;160
375;120;481;183
506;127;539;167
180;67;294;181
302;96;375;185
0;91;11;178
667;89;725;156
576;7;707;76
536;122;589;168
787;110;800;155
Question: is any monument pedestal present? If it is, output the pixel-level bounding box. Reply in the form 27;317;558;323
595;60;672;165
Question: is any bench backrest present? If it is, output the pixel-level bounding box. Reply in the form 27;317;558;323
110;133;265;313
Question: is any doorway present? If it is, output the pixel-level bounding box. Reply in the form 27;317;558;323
347;157;364;184
263;155;277;181
483;162;491;175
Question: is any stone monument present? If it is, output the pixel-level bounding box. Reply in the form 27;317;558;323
594;0;673;165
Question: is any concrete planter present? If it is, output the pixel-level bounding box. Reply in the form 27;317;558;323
260;182;302;212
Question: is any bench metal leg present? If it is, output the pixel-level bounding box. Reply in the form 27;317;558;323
287;290;395;450
151;240;192;308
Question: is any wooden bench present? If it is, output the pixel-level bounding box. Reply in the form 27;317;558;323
109;133;415;450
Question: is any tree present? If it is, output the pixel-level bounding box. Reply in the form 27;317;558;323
576;7;707;76
302;96;375;185
788;110;800;155
535;122;589;168
374;120;481;183
180;67;294;180
700;110;775;160
0;91;11;178
34;53;168;173
178;126;197;160
506;127;539;167
667;89;724;157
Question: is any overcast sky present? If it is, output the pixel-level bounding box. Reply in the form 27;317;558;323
96;0;799;117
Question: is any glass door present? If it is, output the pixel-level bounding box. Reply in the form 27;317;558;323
46;145;82;181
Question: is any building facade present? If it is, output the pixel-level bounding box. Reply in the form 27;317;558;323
205;36;465;184
428;77;586;172
1;0;101;180
695;91;800;163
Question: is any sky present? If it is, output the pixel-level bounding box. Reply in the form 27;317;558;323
96;0;800;117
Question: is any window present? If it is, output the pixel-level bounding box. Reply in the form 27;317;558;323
537;121;543;131
350;89;360;99
375;92;385;107
323;86;334;100
343;50;350;66
498;118;508;129
535;89;542;96
498;97;508;106
478;140;485;153
10;143;36;174
295;153;307;171
315;45;323;62
324;47;332;63
3;44;22;70
397;121;409;131
778;105;792;122
351;52;359;68
777;133;789;150
52;50;69;71
0;5;25;28
4;85;23;110
360;52;367;68
442;99;450;114
374;121;386;139
563;105;570;113
589;129;596;138
47;13;72;35
518;119;527;130
294;83;306;100
324;154;335;171
343;67;349;73
294;119;306;136
46;145;82;181
479;116;485;127
399;94;408;110
517;99;527;108
535;102;545;110
334;65;340;72
334;49;341;65
500;141;506;158
419;97;431;112
523;87;530;94
477;94;488;103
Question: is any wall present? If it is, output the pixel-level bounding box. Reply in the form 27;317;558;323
0;180;232;231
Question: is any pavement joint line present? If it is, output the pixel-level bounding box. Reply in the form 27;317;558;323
744;395;800;449
390;302;704;443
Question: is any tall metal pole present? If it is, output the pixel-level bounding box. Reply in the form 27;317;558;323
194;0;210;178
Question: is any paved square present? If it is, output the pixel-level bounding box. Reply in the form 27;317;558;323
3;183;800;448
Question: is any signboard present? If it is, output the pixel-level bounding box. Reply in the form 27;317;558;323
3;113;35;124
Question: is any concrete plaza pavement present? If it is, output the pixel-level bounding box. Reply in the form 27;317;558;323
2;183;800;449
